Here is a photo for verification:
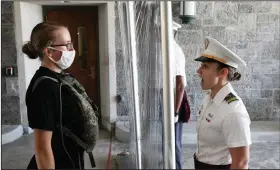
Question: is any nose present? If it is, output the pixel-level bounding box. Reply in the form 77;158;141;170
68;43;74;51
197;67;201;74
69;46;74;51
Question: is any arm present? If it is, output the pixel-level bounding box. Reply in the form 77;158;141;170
34;129;55;169
27;79;58;169
174;75;185;113
222;110;252;169
229;146;250;169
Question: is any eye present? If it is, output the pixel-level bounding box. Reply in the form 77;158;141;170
201;64;207;68
66;42;74;50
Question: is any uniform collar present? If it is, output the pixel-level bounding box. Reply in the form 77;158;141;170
211;83;235;106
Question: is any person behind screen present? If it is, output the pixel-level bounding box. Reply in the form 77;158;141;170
173;21;190;169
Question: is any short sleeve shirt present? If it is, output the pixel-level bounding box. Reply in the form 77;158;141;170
26;67;60;131
173;41;187;87
25;66;85;169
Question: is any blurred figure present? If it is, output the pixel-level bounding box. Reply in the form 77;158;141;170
173;22;190;169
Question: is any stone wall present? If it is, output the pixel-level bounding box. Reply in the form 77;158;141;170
173;1;280;120
1;1;21;125
116;1;280;120
115;3;128;117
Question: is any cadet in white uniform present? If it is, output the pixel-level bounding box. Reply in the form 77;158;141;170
193;37;252;169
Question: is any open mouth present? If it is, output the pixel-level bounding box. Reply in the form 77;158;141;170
197;74;204;84
200;77;204;83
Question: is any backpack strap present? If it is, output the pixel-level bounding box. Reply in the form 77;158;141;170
32;76;59;92
57;125;96;167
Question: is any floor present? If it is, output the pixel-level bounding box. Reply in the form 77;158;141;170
181;142;280;169
1;128;128;169
2;121;280;169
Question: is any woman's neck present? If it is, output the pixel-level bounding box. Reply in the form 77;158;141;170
210;81;228;99
41;60;62;73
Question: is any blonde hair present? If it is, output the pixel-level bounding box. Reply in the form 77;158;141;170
22;22;67;59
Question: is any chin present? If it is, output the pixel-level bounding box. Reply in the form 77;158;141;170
201;87;209;91
201;85;210;91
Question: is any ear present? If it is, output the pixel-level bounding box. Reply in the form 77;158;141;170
42;47;51;57
219;68;229;78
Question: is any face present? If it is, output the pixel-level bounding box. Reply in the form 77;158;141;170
196;62;221;90
47;27;74;62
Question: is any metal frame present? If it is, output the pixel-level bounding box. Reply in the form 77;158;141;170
126;1;142;169
126;1;175;169
160;1;176;169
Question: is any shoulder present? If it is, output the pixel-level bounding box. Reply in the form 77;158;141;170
174;41;185;57
220;92;248;113
175;48;185;61
224;92;239;104
222;92;246;110
222;94;249;118
221;95;250;123
27;67;60;96
33;77;59;91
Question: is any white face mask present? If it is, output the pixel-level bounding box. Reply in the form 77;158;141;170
48;47;76;70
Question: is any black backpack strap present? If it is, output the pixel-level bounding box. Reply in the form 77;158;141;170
32;76;59;92
57;125;96;168
88;152;96;168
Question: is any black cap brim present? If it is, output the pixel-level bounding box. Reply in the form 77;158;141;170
194;56;215;62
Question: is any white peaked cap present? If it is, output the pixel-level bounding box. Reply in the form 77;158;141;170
195;37;247;69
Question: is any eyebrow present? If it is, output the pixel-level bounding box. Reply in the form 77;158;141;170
61;41;72;44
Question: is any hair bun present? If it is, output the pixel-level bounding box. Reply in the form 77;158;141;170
22;42;38;59
234;72;241;81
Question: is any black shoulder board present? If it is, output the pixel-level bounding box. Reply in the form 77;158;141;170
224;92;239;104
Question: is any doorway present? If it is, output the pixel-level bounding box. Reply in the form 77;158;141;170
15;2;116;132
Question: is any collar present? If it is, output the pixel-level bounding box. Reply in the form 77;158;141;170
211;83;235;106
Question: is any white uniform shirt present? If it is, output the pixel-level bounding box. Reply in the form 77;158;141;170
196;83;252;165
173;40;187;88
173;41;187;123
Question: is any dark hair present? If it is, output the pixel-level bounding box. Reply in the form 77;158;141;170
22;22;67;59
217;62;241;81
